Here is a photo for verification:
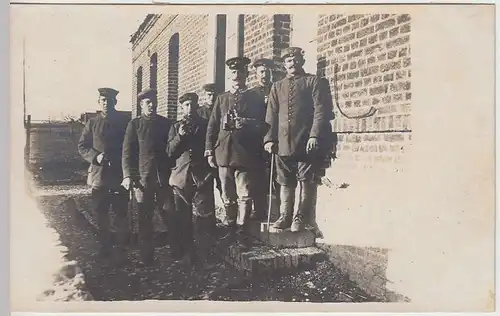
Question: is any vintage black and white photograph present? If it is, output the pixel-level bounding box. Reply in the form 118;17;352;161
9;3;495;313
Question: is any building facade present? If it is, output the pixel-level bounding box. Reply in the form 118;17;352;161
130;12;413;301
130;13;412;170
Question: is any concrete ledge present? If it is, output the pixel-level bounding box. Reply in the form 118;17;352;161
247;221;316;248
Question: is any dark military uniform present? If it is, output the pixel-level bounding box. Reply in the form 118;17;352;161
264;47;332;232
196;83;222;217
122;90;174;263
248;83;276;220
167;95;215;260
205;87;267;226
248;58;280;221
78;88;130;256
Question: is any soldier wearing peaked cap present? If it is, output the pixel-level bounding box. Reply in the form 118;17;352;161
167;92;217;266
264;47;334;234
205;56;268;250
121;88;175;266
196;83;223;221
248;58;280;221
78;87;130;264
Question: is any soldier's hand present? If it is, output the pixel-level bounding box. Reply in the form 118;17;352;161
96;153;105;165
207;155;218;168
121;177;132;191
179;125;187;136
306;138;319;154
264;142;277;154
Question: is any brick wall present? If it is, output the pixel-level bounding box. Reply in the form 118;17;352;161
317;14;412;167
132;14;210;119
243;14;290;88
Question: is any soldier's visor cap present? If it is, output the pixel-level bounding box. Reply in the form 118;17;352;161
202;83;216;92
225;56;251;70
137;88;157;101
179;92;199;104
98;87;119;98
280;47;305;60
252;58;276;69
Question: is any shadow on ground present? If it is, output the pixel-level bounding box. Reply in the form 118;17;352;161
32;181;379;302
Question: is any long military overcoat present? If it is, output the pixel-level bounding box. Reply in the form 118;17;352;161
78;112;130;189
264;72;332;158
205;89;268;169
167;115;214;190
121;115;173;189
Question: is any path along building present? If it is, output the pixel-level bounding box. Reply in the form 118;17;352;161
130;13;415;302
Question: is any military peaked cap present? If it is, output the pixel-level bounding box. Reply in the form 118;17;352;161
252;58;276;69
137;88;157;101
98;87;119;98
225;56;251;70
280;47;305;60
202;83;216;92
179;92;199;104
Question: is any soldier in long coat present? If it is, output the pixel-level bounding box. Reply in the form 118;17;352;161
205;57;268;249
194;83;221;228
167;92;216;265
264;47;332;232
248;58;280;221
78;88;130;262
121;88;175;266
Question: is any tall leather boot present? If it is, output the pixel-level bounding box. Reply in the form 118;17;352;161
291;181;317;232
220;203;237;241
272;185;295;229
236;200;252;250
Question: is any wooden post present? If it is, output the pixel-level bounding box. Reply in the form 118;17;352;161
24;115;31;169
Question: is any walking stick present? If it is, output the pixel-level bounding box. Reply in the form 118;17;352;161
265;153;275;236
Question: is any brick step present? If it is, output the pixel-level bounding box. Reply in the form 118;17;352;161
247;221;316;248
215;236;326;277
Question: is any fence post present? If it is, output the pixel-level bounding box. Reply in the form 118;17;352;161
24;115;31;169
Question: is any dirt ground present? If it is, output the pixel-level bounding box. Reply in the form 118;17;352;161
23;123;380;302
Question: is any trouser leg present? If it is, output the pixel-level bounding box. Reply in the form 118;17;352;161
110;190;130;249
92;188;112;256
172;186;194;260
250;167;267;221
218;167;238;241
136;201;155;263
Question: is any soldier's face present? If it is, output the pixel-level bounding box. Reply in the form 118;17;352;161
205;91;216;106
98;96;116;114
256;66;271;85
180;100;198;118
141;98;156;116
229;68;248;84
284;55;305;75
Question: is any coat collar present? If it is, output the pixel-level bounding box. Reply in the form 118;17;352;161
228;85;248;95
286;68;306;79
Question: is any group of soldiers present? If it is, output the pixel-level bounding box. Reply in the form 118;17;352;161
77;46;334;268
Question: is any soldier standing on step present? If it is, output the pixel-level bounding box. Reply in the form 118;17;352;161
196;83;223;216
121;88;175;266
78;87;130;264
205;57;268;250
167;92;217;266
248;58;280;221
264;47;332;232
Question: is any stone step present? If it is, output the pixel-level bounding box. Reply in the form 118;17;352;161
247;221;316;248
215;236;326;277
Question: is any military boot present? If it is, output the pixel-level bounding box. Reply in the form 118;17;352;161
236;200;252;250
272;185;295;229
291;181;317;232
220;203;238;241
